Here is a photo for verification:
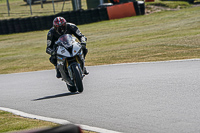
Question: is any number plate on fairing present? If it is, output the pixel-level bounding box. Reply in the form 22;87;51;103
57;46;71;57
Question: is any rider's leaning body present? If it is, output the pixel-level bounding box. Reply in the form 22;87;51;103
46;17;88;78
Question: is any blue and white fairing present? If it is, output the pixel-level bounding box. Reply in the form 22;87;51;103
56;34;82;57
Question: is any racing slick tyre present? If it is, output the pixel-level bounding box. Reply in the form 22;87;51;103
72;65;83;93
67;84;77;93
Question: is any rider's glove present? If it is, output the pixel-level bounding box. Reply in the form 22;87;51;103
81;42;86;46
81;36;87;42
81;36;87;48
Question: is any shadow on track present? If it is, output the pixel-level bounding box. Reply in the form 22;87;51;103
32;92;79;101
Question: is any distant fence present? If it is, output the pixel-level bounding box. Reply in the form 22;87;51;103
0;1;145;35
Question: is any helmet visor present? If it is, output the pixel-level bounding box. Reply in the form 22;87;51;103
56;24;66;35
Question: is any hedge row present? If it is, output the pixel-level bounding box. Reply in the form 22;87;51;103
0;1;145;35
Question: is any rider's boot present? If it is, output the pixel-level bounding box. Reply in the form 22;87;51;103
83;67;89;75
55;66;61;78
82;47;89;75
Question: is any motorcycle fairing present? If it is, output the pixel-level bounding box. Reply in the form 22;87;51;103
57;43;82;57
56;34;82;57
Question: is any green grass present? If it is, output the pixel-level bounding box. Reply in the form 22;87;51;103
146;1;191;8
0;0;87;19
0;110;58;132
0;110;96;133
0;5;200;74
0;0;193;20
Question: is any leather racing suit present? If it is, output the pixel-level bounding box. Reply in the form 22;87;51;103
46;22;88;77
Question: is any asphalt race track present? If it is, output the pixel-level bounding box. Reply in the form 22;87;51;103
0;59;200;133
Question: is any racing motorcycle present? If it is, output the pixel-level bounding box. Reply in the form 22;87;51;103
55;34;86;93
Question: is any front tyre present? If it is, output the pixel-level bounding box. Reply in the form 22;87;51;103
67;84;77;93
72;65;84;93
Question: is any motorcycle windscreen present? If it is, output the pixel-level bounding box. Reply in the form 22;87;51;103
58;34;73;47
57;34;82;57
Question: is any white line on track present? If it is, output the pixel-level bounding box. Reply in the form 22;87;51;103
0;107;121;133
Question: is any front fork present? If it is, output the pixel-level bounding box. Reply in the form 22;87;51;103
66;56;84;81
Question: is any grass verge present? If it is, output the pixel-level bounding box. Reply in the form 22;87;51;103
0;110;58;132
0;110;96;133
0;4;200;74
146;0;191;8
0;0;87;19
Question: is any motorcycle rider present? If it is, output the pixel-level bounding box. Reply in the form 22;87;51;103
46;16;89;78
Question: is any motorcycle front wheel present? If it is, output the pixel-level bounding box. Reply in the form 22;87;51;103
67;84;77;93
72;65;84;93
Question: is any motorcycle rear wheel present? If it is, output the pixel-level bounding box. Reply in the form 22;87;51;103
72;65;84;93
